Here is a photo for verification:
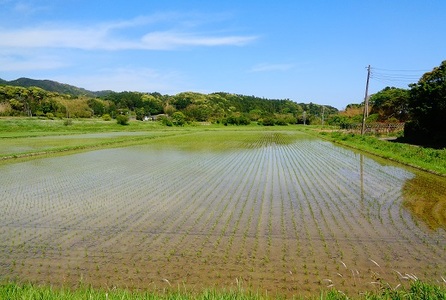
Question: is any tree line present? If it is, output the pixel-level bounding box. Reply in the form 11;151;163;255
0;85;338;126
326;60;446;147
1;60;444;146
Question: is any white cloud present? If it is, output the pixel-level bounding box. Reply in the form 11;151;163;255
0;15;258;51
141;31;257;50
249;63;294;73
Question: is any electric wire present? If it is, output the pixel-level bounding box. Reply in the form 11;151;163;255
369;66;430;87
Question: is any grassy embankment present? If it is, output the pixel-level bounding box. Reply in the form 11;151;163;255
1;281;445;300
307;128;446;176
0;117;192;162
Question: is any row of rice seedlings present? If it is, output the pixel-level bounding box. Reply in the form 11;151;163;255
282;142;340;254
241;145;270;265
220;139;270;269
298;143;395;241
258;137;315;283
166;148;258;262
299;140;445;283
221;158;262;265
273;145;291;268
0;149;198;284
293;145;375;263
141;153;234;255
279;149;317;282
300;142;414;270
1;130;444;294
238;148;264;263
211;156;258;263
282;141;392;286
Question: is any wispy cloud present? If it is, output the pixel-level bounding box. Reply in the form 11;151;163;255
249;63;294;73
141;31;257;50
0;14;258;51
13;1;49;15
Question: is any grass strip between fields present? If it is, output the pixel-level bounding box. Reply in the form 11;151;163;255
309;129;446;176
0;132;190;164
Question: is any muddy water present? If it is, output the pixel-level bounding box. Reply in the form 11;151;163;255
0;132;445;297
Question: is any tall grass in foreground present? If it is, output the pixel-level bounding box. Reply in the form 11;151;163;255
1;281;445;300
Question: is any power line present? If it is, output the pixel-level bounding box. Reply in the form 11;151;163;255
369;66;428;86
372;67;430;73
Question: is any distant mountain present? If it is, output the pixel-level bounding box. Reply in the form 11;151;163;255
0;77;111;97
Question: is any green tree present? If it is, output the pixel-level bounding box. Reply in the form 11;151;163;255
87;98;106;116
172;111;186;126
369;87;409;122
405;60;446;146
116;114;129;125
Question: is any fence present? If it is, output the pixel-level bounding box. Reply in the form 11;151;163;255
342;122;405;134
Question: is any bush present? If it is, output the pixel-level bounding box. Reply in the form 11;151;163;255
259;117;276;126
63;118;73;126
172;111;186;126
158;115;173;126
102;114;111;121
116;114;129;125
222;115;251;126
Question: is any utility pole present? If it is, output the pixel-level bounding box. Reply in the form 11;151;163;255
321;105;325;126
361;65;371;135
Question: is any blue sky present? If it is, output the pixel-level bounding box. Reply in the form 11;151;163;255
1;0;445;109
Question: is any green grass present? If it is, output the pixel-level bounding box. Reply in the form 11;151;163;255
315;130;446;176
0;281;445;299
0;117;164;137
0;117;303;161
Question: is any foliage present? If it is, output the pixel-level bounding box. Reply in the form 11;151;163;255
1;79;340;125
158;115;173;126
63;118;73;126
0;77;104;97
405;60;446;146
369;87;410;122
171;111;186;126
102;114;111;121
87;98;107;116
223;114;251;126
116;114;129;125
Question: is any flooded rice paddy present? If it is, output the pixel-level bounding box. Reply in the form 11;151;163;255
0;131;445;296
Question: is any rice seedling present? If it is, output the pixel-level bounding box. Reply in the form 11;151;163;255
0;129;445;297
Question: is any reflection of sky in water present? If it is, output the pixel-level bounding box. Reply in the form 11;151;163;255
34;132;152;139
0;134;444;294
0;137;443;237
0;131;158;155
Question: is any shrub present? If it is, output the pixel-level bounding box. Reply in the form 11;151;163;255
172;111;186;126
116;114;129;125
102;114;112;121
259;117;276;126
158;115;173;126
63;118;73;126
